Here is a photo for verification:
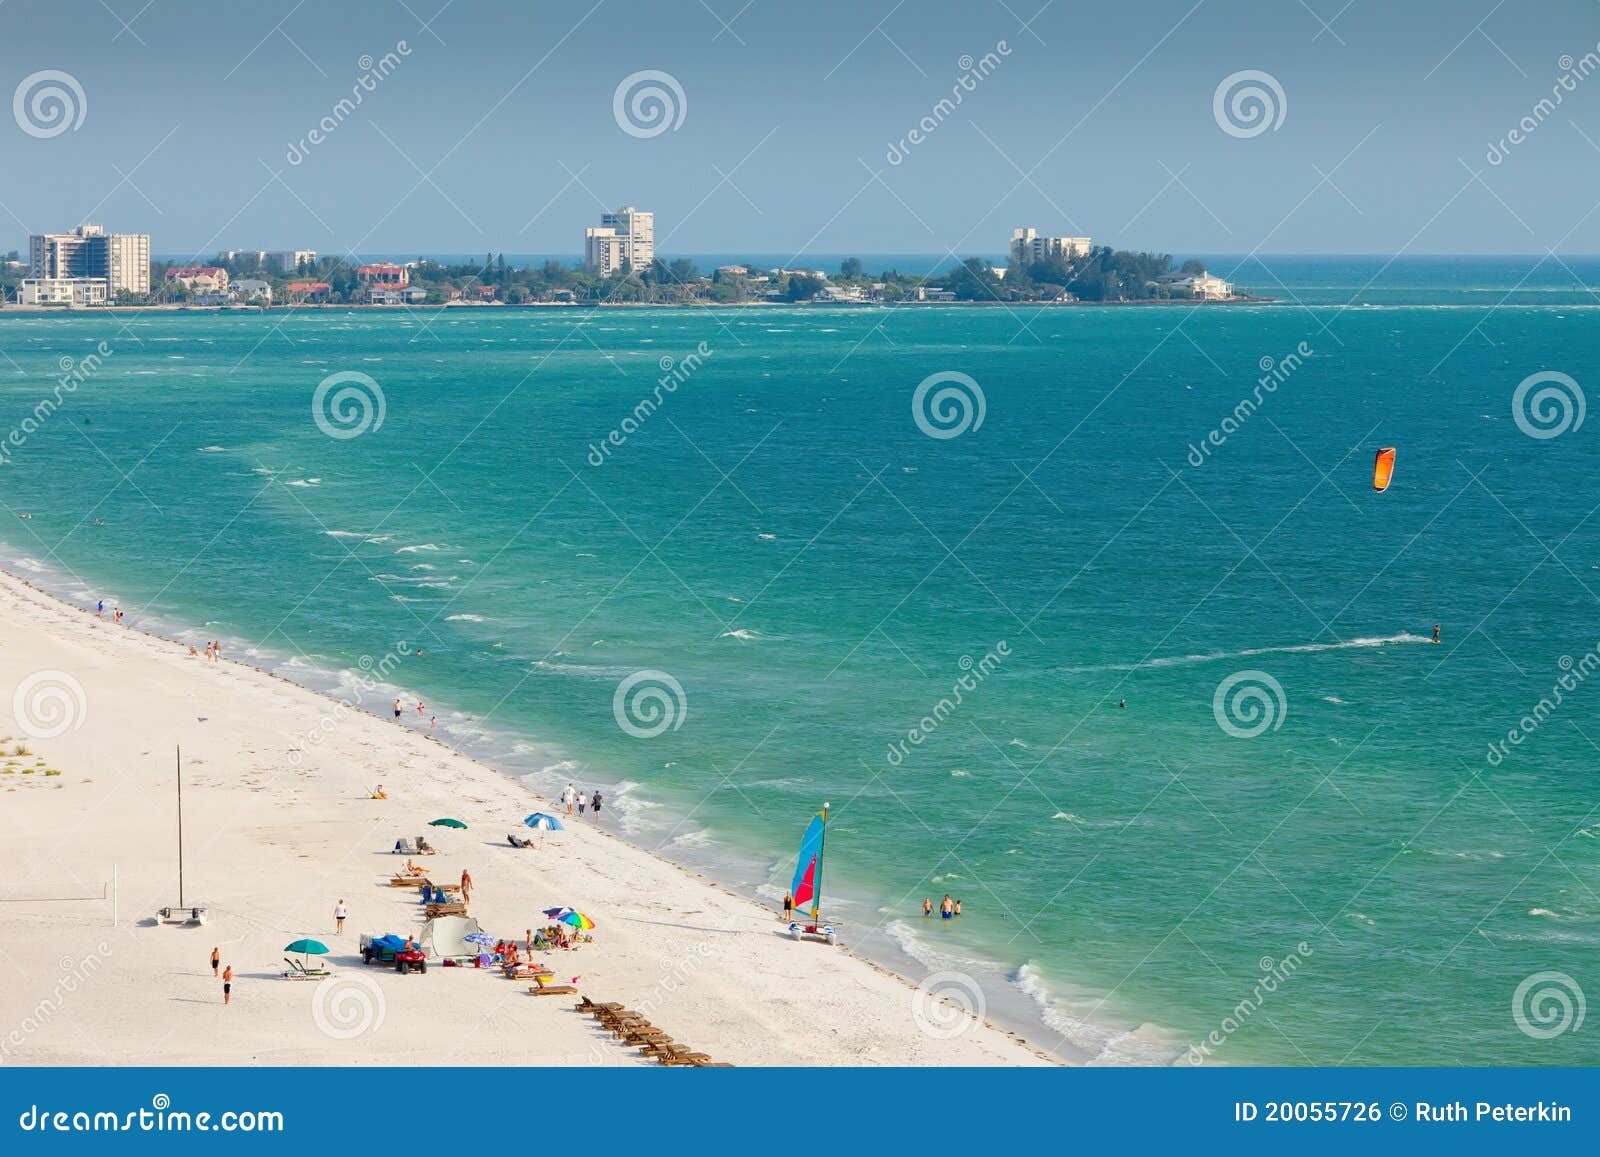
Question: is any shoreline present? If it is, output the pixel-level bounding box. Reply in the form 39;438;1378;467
0;297;1273;315
0;562;1064;1066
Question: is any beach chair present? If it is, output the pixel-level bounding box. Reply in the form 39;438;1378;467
394;838;418;855
414;836;438;854
529;984;578;996
425;902;468;919
281;958;331;980
389;874;430;888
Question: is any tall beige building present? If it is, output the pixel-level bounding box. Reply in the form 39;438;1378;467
584;206;654;275
29;224;150;296
1010;228;1092;266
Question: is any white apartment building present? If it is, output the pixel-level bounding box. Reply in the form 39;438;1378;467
29;224;150;296
1010;228;1093;266
18;278;110;307
584;206;654;275
266;250;317;273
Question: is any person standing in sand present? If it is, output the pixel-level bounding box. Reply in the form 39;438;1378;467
577;790;587;817
563;783;575;815
591;790;603;822
222;964;233;1005
460;869;473;902
393;698;403;721
334;898;348;934
210;947;220;977
783;892;793;922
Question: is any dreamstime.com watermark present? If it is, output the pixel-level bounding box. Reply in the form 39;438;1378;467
0;944;112;1063
286;643;412;766
0;343;114;468
10;669;89;741
1185;943;1312;1063
1186;341;1311;467
1511;370;1584;440
16;1095;283;1133
886;42;1012;165
12;69;86;138
1512;971;1585;1040
912;970;987;1039
912;370;986;439
311;972;387;1040
1485;643;1600;767
1212;670;1287;738
613;669;688;738
613;69;686;138
1213;69;1286;139
286;43;412;165
1486;47;1600;165
313;370;386;440
587;341;713;466
886;642;1010;767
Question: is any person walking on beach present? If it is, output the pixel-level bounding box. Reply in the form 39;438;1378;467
212;640;222;661
393;698;403;721
96;600;104;618
591;790;603;822
222;964;233;1005
334;898;348;935
210;946;220;977
460;869;473;903
782;891;794;922
922;898;933;918
577;791;588;817
563;783;575;815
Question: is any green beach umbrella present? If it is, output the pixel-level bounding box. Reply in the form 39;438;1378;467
283;939;330;956
429;817;468;829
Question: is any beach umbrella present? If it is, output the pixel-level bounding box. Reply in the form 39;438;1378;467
523;812;564;831
284;938;330;968
429;817;468;829
557;911;596;930
463;932;497;947
541;906;574;920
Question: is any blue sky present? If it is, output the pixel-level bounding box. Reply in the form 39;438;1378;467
2;0;1599;258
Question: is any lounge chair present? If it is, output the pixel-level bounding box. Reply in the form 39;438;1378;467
282;957;331;980
530;984;579;996
389;875;431;888
425;902;467;919
394;838;418;855
507;833;535;848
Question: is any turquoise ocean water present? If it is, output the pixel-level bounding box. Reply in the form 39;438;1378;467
1;256;1597;1064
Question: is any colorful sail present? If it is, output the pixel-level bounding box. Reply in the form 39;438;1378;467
790;810;826;919
1373;447;1396;492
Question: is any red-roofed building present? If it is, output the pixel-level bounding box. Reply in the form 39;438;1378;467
284;280;332;300
356;262;408;287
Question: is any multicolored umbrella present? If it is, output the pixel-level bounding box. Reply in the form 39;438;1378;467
541;906;573;920
523;812;564;831
463;932;497;947
429;817;468;829
557;911;595;930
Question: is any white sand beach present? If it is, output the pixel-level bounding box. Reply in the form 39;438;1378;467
0;570;1050;1066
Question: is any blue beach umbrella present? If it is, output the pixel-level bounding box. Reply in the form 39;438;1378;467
523;813;564;831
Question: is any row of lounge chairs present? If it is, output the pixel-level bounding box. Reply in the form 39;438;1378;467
576;995;731;1066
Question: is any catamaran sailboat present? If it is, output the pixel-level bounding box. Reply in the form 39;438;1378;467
787;804;837;945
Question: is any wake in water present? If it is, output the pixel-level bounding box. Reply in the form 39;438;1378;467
1054;633;1433;675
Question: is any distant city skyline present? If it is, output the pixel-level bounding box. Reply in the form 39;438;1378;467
4;1;1600;255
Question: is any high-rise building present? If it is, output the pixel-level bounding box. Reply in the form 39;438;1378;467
266;250;317;273
584;206;654;275
28;224;150;297
1010;228;1092;266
